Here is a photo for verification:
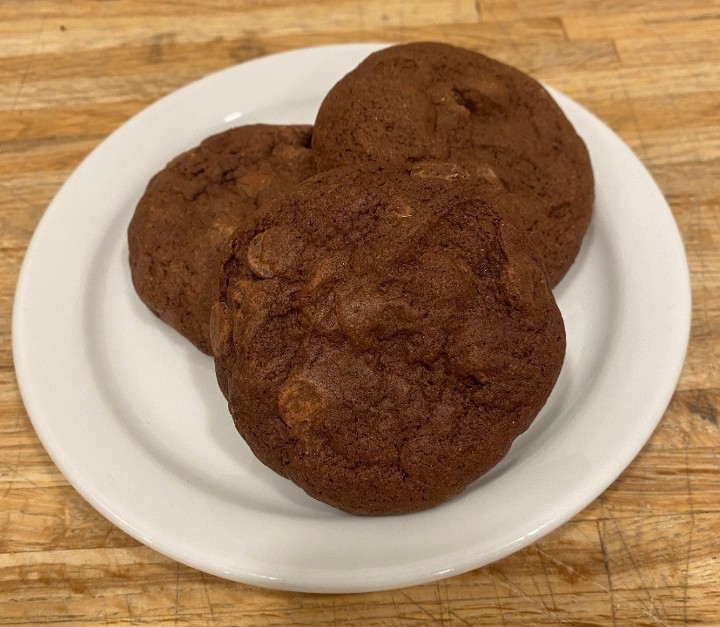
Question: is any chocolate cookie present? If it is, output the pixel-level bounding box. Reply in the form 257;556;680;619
128;124;316;354
211;164;566;515
312;42;594;285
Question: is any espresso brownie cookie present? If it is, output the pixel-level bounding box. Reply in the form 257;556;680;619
211;163;566;515
128;124;316;354
312;41;594;285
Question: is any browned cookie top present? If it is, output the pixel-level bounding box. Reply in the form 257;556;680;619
312;41;594;285
128;124;316;354
211;164;566;515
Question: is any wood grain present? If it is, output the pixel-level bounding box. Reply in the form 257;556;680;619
2;0;719;624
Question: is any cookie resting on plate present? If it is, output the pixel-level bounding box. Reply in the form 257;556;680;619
128;124;316;354
312;41;594;286
210;163;566;515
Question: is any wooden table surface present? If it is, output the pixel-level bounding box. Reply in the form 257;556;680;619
2;1;719;624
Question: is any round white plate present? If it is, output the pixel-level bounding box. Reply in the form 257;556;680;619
13;44;690;593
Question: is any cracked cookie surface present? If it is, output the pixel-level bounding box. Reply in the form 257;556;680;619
211;164;566;515
312;42;594;285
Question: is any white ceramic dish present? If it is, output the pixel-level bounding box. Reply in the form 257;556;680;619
12;43;690;593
